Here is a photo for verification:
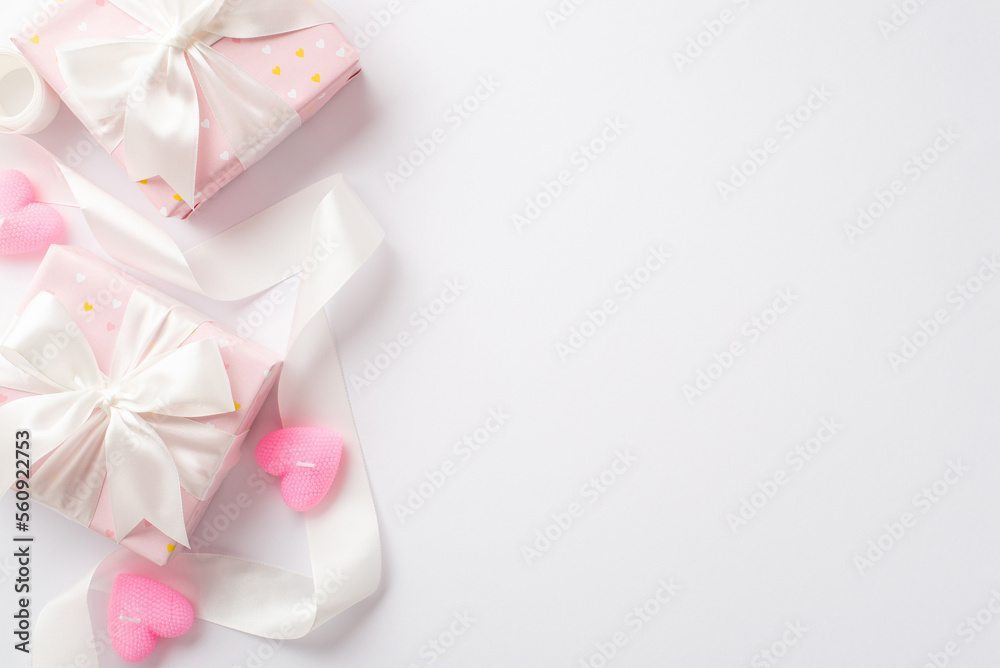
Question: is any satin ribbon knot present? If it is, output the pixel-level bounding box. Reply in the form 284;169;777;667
0;288;238;548
159;27;199;51
99;386;121;411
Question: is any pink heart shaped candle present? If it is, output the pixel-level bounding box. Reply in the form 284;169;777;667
256;427;343;511
108;574;194;663
0;169;64;255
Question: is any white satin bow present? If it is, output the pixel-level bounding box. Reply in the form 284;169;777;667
0;288;237;548
55;0;341;204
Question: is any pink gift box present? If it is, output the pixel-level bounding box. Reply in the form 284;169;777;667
3;246;281;564
12;0;361;219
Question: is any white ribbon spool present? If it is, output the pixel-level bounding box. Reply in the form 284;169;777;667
0;48;60;134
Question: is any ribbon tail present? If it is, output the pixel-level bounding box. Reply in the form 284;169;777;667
189;43;300;169
106;410;190;548
122;46;200;204
58;167;205;293
31;412;112;529
149;414;238;500
31;562;101;668
32;548;158;668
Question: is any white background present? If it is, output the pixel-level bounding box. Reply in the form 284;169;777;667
2;0;1000;666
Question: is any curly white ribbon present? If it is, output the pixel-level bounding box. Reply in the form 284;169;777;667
56;0;342;204
0;289;236;548
0;135;384;667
